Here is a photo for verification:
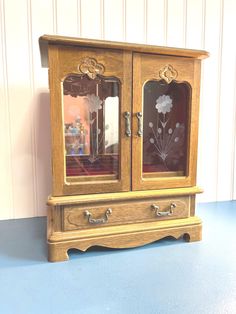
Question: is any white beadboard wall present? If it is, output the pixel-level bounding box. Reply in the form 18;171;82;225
0;0;236;219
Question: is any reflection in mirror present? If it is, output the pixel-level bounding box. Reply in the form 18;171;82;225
104;96;119;154
142;80;191;176
63;74;120;178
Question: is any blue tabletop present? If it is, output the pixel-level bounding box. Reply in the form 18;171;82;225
0;201;236;314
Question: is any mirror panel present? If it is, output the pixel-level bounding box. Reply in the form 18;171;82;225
63;74;120;180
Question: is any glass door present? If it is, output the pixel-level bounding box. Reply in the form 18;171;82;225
132;53;200;191
49;46;132;196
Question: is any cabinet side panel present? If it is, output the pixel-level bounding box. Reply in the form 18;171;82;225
190;195;196;216
48;45;65;196
188;60;201;186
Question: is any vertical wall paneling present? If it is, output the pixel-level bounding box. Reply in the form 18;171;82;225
56;0;78;36
164;0;168;45
77;0;82;37
27;0;38;217
4;0;35;218
30;0;54;216
0;0;13;219
197;0;222;202
125;0;145;43
52;0;58;34
196;0;206;204
144;0;147;43
166;0;185;47
185;0;204;49
1;0;236;219
183;0;187;47
233;56;236;199
103;0;123;41
122;0;126;41
217;0;236;200
100;0;104;39
80;0;102;39
215;0;224;201
146;0;165;46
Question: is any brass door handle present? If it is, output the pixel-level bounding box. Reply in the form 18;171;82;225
151;203;176;217
84;208;112;224
124;111;131;137
137;112;143;137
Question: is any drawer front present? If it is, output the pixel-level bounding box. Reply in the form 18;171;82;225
63;196;190;231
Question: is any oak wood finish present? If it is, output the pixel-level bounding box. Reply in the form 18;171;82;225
48;45;132;196
47;186;203;206
47;188;202;262
132;53;201;191
48;216;202;262
39;34;209;68
39;36;208;262
63;196;190;231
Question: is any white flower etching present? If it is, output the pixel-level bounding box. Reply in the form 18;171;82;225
155;95;173;114
85;94;103;113
149;121;184;161
147;93;185;167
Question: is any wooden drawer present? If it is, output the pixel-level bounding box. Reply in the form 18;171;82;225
63;196;190;231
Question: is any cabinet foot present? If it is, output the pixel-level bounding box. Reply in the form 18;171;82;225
48;243;69;262
183;226;202;242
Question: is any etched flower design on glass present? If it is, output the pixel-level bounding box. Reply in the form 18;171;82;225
155;95;173;114
85;94;103;113
148;93;185;170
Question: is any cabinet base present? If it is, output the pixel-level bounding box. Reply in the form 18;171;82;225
48;216;202;262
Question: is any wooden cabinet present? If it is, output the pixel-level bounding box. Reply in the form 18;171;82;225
39;35;208;262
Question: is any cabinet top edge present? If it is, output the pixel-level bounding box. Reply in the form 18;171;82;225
39;34;209;67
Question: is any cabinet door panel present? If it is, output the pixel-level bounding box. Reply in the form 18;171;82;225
132;53;201;191
49;46;132;196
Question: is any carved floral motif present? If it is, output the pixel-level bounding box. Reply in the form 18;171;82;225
159;64;178;84
78;57;105;79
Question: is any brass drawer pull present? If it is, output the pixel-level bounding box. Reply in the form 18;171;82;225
137;112;143;137
151;203;176;217
124;111;131;137
84;208;112;224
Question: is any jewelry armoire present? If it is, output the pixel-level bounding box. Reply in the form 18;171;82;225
39;35;208;262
